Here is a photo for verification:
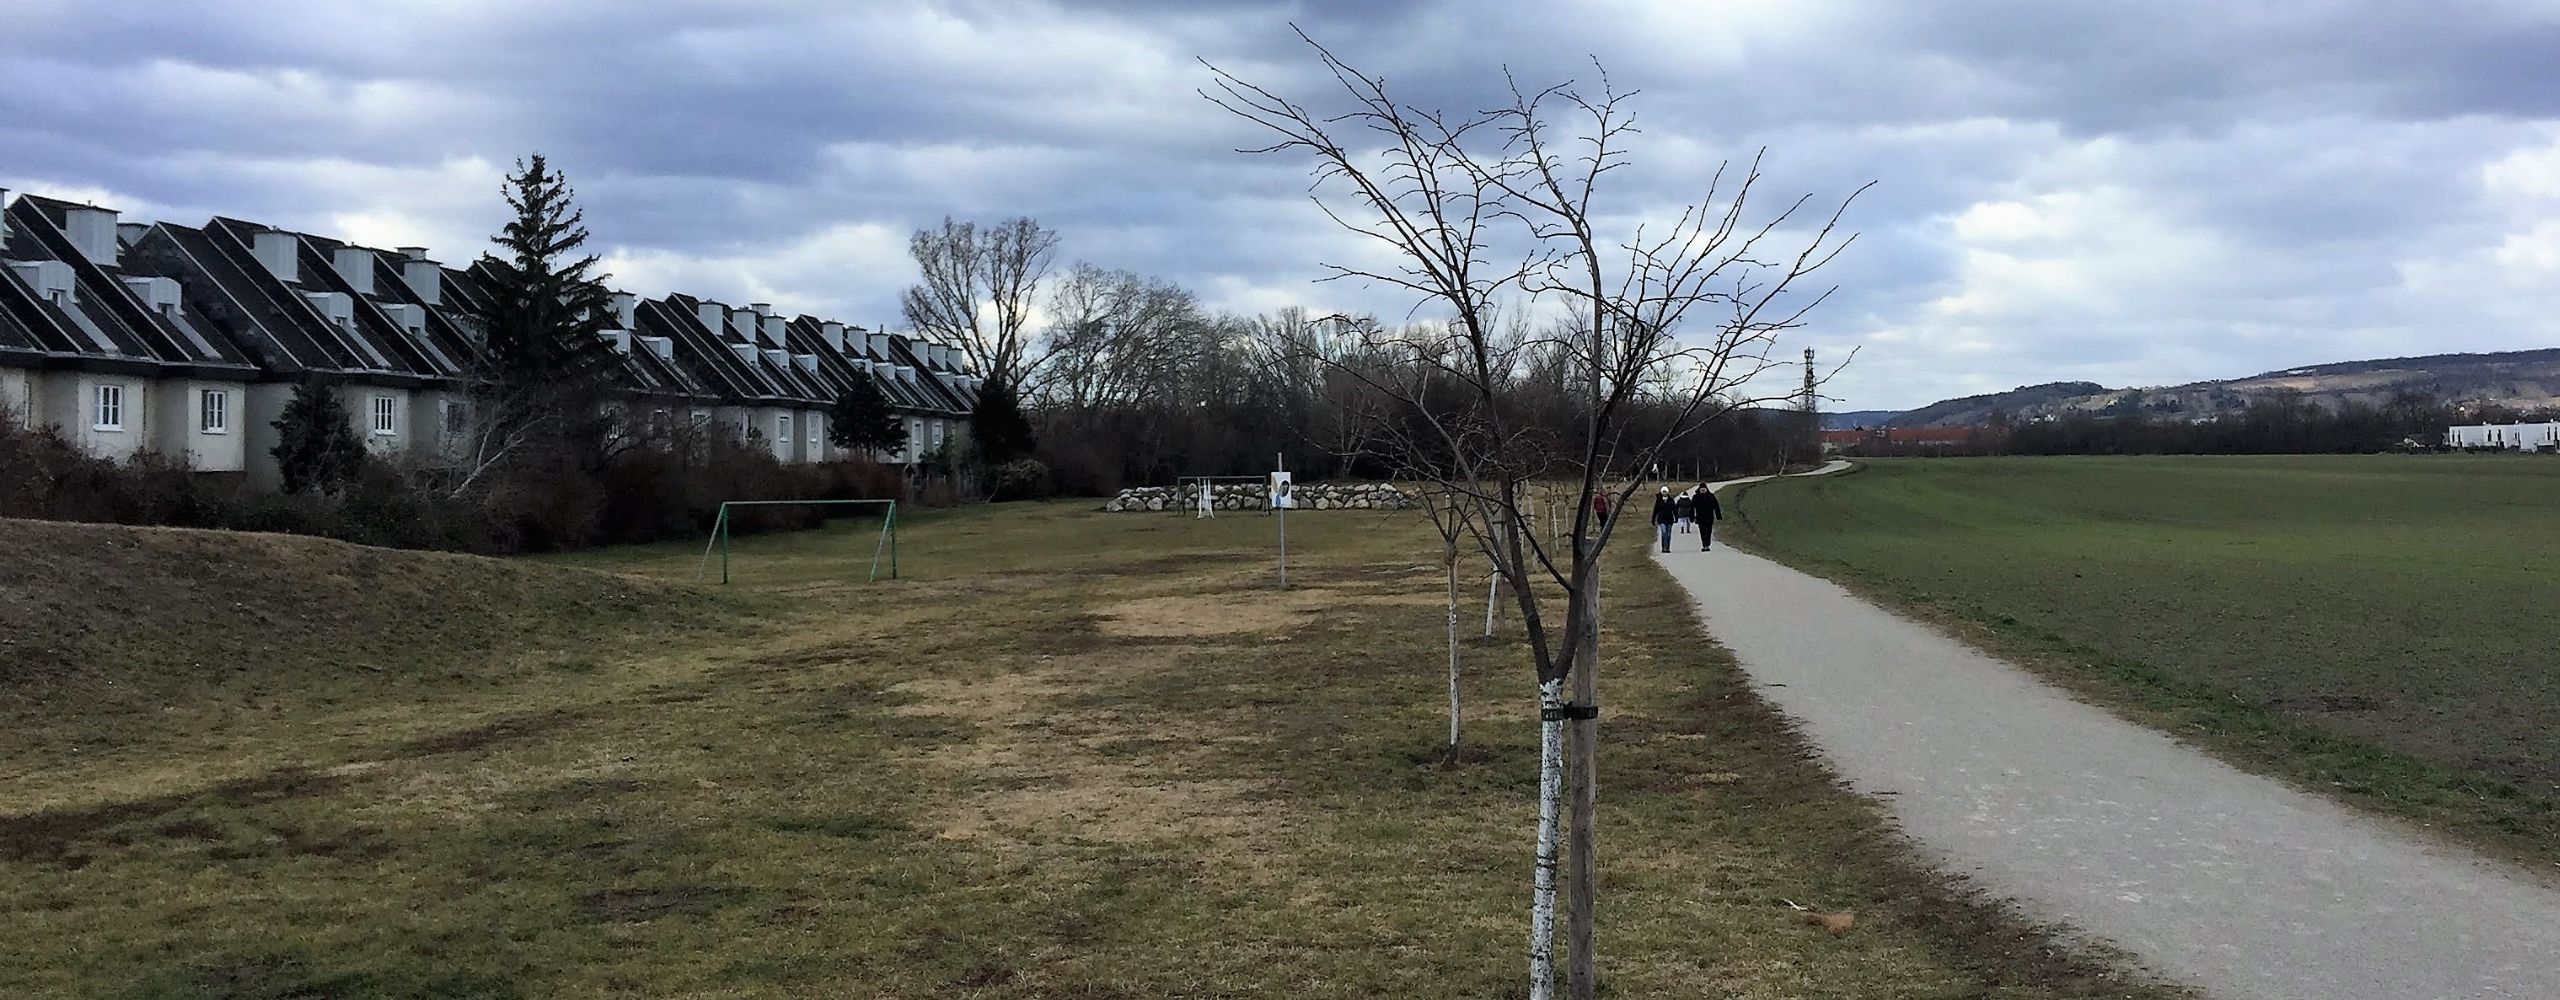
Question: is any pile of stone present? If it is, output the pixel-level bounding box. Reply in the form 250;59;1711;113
1102;482;1413;512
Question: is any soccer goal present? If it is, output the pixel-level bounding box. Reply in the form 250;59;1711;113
1178;475;1268;518
692;499;898;585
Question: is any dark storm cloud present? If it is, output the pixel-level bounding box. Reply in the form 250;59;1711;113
5;0;2558;408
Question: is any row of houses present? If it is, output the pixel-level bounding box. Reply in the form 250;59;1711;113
1819;425;1983;453
0;188;982;490
2445;422;2560;451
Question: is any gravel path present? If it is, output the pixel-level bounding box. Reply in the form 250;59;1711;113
1652;463;2560;1000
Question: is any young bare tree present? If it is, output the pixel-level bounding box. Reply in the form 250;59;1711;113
1206;34;1864;1000
900;216;1059;388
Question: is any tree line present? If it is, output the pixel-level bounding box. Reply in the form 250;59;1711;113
1855;390;2540;458
901;224;1819;495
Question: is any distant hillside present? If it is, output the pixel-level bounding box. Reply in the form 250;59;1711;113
1889;348;2560;426
1822;409;1900;430
1888;382;2111;428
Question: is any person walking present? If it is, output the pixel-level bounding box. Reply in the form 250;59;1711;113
1674;490;1696;535
1694;482;1722;551
1651;486;1677;553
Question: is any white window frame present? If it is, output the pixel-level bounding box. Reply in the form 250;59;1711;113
370;394;398;437
92;383;125;432
776;413;793;446
198;388;230;435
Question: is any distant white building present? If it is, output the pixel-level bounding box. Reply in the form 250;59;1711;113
2446;422;2560;451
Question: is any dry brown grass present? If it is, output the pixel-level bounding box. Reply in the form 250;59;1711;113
0;503;2182;998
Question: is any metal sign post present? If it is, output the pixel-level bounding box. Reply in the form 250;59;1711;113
1272;453;1290;589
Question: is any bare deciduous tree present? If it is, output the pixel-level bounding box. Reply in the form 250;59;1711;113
1037;263;1202;408
1206;33;1864;1000
901;216;1059;388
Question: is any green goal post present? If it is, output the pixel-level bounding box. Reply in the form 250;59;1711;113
692;499;898;585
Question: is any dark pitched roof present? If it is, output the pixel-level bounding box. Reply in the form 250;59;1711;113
642;294;796;404
3;196;259;375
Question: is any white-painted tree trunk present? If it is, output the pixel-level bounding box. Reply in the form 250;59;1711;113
1484;574;1501;637
1528;676;1565;1000
1446;557;1462;749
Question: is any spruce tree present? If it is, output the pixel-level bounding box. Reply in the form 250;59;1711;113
477;154;619;405
969;377;1036;463
271;379;367;495
827;376;908;457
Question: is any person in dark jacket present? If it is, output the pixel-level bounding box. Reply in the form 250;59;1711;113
1674;491;1696;534
1651;486;1676;552
1694;483;1723;550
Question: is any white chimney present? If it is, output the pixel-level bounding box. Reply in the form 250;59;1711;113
730;307;758;341
400;256;441;306
610;291;637;329
750;302;773;317
252;231;300;283
332;247;375;294
119;275;181;313
644;336;675;361
61;205;118;266
761;315;786;346
868;331;891;357
696;300;727;332
819;322;846;352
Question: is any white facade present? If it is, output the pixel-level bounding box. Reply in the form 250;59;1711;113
40;371;151;463
346;386;414;456
2447;422;2560;451
1;365;32;426
149;379;249;472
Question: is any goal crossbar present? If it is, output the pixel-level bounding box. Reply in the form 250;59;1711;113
692;498;898;585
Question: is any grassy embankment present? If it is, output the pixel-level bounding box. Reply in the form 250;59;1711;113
0;505;2174;997
1724;455;2560;860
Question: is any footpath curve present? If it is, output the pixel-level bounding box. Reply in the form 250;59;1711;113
1654;462;2560;1000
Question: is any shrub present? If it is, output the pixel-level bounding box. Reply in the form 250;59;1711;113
986;458;1054;502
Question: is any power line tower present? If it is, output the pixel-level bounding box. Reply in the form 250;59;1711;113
1801;348;1818;417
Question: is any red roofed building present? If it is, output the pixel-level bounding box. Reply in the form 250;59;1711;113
1822;425;1989;454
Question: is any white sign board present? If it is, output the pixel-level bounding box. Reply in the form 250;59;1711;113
1269;471;1294;509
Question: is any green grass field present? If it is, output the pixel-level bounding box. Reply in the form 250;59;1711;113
1723;455;2560;856
0;506;2172;998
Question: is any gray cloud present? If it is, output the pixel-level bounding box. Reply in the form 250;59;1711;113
5;0;2558;409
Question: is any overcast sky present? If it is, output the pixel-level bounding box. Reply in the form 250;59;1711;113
7;0;2559;410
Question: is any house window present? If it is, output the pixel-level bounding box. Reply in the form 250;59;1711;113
370;395;397;436
441;399;470;436
92;384;124;431
777;414;792;445
199;389;230;434
932;422;945;449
